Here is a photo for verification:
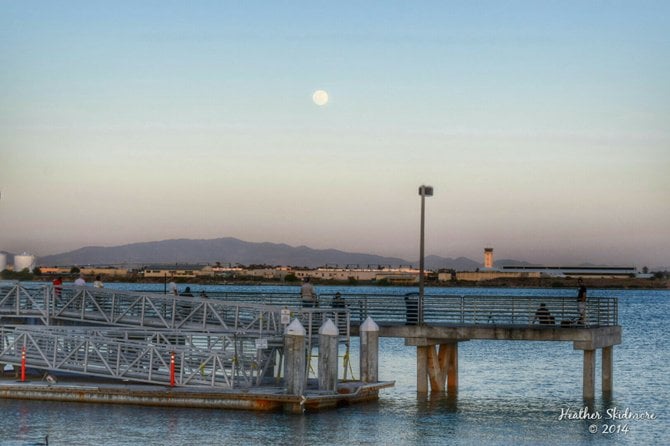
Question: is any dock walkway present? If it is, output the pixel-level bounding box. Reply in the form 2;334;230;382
0;282;621;409
180;288;621;399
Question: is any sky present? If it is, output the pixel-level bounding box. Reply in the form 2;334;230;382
1;1;669;268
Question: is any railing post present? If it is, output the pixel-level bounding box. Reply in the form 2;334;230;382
45;285;51;325
15;284;20;314
21;346;26;382
170;351;176;387
615;298;618;325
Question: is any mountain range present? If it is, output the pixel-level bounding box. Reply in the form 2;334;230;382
32;237;518;271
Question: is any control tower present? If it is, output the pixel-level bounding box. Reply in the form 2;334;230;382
484;248;494;269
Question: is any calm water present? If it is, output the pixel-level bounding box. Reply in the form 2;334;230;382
0;285;667;445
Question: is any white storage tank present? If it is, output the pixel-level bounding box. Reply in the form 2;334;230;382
0;252;6;272
14;252;36;273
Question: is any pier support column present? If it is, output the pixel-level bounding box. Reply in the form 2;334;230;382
583;349;596;400
414;341;459;394
318;319;339;392
446;342;458;395
284;319;306;396
360;317;379;383
602;346;613;394
426;345;447;392
417;346;428;394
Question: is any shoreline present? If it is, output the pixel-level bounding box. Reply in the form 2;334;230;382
11;276;669;290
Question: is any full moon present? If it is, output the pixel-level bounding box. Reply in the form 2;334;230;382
312;90;329;106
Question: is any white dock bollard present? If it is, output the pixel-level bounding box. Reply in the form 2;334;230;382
284;318;306;395
360;316;379;383
318;318;339;391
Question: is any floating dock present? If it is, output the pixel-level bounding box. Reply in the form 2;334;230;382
0;377;393;413
0;283;392;413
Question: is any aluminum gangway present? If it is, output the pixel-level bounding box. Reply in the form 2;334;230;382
0;283;349;335
0;325;284;388
0;283;351;388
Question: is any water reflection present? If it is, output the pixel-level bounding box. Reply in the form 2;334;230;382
0;288;667;445
417;392;459;413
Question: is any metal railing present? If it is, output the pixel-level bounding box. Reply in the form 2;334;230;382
0;283;353;388
0;325;283;388
0;283;350;338
342;294;618;327
0;283;618;329
190;290;619;328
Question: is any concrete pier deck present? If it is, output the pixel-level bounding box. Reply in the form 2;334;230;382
376;323;621;348
368;323;621;398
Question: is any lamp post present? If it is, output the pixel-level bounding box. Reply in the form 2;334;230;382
418;185;433;325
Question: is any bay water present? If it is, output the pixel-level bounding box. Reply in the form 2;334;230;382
0;285;667;445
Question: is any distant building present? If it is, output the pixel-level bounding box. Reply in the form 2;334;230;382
142;269;197;279
294;267;421;284
438;271;542;282
238;268;291;280
499;265;637;278
80;267;129;277
39;267;72;275
483;248;494;269
38;266;130;277
438;246;638;281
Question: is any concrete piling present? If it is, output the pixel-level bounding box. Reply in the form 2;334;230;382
284;319;306;396
583;349;596;400
417;342;458;394
318;319;339;392
416;346;428;393
446;343;458;394
602;346;613;394
360;317;379;383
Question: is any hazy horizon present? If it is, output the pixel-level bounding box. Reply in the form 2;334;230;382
1;2;668;268
0;235;665;270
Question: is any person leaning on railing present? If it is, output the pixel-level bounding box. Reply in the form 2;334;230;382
577;278;587;325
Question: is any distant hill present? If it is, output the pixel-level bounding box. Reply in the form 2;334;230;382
494;259;534;267
423;255;481;271
37;237;412;269
28;240;666;272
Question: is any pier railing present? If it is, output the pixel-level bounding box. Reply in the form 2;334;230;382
339;294;618;327
0;283;618;329
186;290;619;328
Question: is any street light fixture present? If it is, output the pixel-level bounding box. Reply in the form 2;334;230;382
418;185;433;325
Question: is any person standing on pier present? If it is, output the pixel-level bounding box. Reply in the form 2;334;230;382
577;278;587;325
52;276;63;297
301;277;318;308
168;277;178;296
93;275;104;288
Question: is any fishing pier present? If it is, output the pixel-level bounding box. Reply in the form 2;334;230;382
0;283;620;413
